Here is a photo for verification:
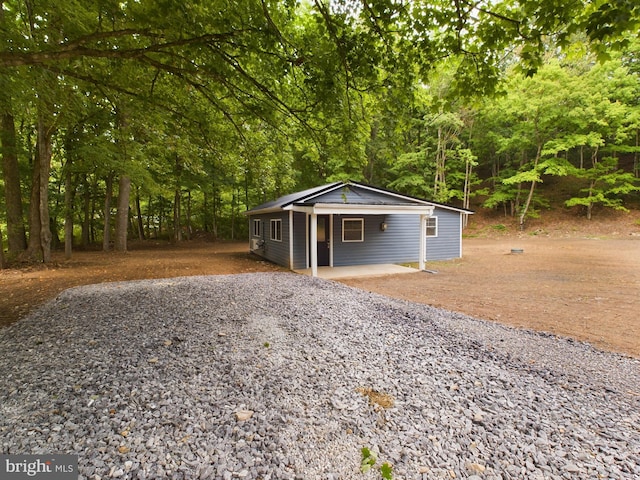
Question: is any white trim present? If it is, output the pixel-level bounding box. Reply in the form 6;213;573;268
342;218;364;242
270;218;282;242
459;213;463;258
289;210;294;270
305;214;309;268
329;214;334;267
310;213;318;277
252;219;261;237
419;215;427;271
425;216;438;237
287;203;434;216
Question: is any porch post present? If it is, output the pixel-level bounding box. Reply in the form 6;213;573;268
289;210;294;270
419;214;427;271
329;213;334;267
310;212;318;277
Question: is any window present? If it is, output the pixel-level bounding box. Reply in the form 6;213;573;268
342;218;364;242
425;217;438;237
252;219;261;237
270;219;282;241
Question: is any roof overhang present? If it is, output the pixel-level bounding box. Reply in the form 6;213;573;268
286;203;435;216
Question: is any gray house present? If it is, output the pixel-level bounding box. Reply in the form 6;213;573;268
244;181;473;277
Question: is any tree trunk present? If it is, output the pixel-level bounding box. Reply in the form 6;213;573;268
518;144;542;230
135;188;145;241
634;129;639;178
146;196;153;238
158;197;163;238
462;155;473;228
186;190;192;240
103;173;113;251
0;224;6;269
26;144;41;258
38;117;53;262
173;188;181;242
26;117;53;262
81;174;91;247
64;162;73;259
1;112;27;253
114;175;130;252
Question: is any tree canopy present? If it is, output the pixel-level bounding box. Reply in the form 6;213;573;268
1;0;639;260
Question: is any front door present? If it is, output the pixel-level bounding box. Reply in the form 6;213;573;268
316;215;330;266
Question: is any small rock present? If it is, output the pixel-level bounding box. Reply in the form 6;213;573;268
467;463;485;473
472;413;485;425
235;410;254;421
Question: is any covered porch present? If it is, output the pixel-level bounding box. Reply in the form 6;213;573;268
286;203;435;277
294;263;419;279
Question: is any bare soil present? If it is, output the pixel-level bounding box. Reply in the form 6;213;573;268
2;212;639;358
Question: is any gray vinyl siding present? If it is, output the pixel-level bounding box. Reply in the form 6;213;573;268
249;212;291;268
292;211;307;270
332;214;421;266
249;205;463;269
425;207;462;260
331;207;462;266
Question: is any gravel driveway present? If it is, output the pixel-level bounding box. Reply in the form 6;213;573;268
1;273;638;479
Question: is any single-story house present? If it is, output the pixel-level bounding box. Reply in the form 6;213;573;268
244;180;473;277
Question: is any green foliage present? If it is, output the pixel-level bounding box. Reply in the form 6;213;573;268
380;462;393;480
565;157;640;216
1;0;640;250
360;447;393;479
360;447;377;474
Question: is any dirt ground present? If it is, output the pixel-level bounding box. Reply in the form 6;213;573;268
1;215;639;358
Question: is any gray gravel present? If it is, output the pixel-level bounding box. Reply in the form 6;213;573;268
1;272;638;480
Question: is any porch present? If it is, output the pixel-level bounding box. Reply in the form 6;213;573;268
294;263;419;279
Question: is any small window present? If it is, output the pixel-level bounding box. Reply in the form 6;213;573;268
342;218;364;242
252;219;261;237
270;219;282;242
425;217;438;237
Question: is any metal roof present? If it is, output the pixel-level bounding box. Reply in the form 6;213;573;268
244;181;474;215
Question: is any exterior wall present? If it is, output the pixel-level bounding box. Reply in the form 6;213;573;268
332;214;421;266
330;207;463;266
249;212;291;268
250;205;463;269
292;211;308;270
425;207;463;261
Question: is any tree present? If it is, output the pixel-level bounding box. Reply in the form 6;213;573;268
566;156;640;219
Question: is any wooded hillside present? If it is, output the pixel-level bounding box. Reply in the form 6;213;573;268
1;0;639;263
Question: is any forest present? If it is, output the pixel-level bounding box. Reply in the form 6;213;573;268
0;0;639;263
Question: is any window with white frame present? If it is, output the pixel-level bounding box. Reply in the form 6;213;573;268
252;219;261;237
270;219;282;241
342;218;364;242
425;216;438;237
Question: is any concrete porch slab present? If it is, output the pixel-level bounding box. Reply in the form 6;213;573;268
294;264;419;279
